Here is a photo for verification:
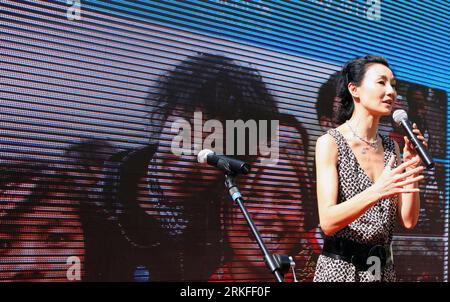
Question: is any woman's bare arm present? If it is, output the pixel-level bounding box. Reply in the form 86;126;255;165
316;134;424;236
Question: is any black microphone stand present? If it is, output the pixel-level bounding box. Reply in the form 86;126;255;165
224;173;292;282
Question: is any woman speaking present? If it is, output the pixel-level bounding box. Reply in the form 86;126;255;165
313;55;428;282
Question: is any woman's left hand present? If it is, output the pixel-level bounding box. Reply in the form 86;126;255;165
403;123;428;169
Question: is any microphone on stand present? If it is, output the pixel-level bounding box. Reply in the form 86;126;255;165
392;109;434;169
198;149;286;282
197;149;251;175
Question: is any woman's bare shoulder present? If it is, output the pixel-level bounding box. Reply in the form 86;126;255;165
315;132;338;161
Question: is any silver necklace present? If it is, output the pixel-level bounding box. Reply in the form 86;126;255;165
346;121;379;154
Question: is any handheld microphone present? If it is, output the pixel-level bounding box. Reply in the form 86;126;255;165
392;109;434;169
197;149;251;175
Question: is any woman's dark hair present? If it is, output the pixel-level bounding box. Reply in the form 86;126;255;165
406;83;428;118
316;71;340;120
147;53;278;141
406;83;427;103
336;55;391;124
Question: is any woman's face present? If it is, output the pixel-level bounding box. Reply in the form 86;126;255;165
356;63;397;116
226;124;307;268
152;109;222;199
0;200;84;281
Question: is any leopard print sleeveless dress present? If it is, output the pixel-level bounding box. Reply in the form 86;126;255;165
313;128;398;282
